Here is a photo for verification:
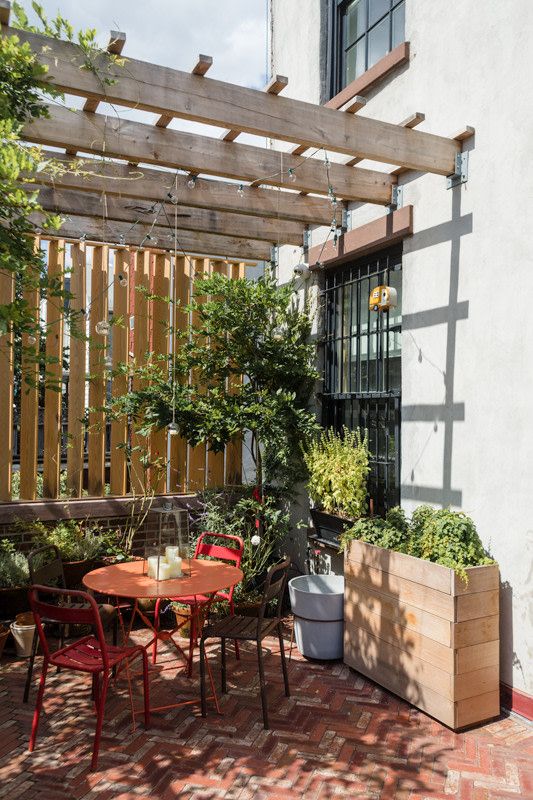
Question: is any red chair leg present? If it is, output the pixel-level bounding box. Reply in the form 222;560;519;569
152;598;161;665
29;659;49;753
187;610;196;678
229;600;240;660
140;649;150;729
91;671;110;771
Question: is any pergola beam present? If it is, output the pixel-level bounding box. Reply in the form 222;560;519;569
24;105;395;204
10;25;460;174
32;150;338;225
31;214;270;260
156;54;213;129
36;185;304;244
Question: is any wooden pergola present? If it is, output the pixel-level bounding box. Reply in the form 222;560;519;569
1;0;469;261
0;2;472;503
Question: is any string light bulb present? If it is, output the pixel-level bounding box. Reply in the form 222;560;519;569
167;191;177;204
167;422;179;435
119;233;125;245
95;320;110;336
27;335;36;345
104;356;112;370
288;168;297;182
237;183;245;198
186;175;197;189
117;273;128;287
80;233;87;242
330;194;338;208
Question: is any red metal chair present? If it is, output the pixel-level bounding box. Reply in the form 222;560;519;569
152;531;244;673
28;585;150;771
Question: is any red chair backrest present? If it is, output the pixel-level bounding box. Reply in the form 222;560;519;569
28;585;109;669
194;532;244;600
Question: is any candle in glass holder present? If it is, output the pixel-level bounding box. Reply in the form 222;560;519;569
167;556;182;578
158;560;171;580
147;555;161;580
165;546;180;560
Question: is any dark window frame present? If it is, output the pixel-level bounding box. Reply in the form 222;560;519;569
321;246;402;513
327;0;405;98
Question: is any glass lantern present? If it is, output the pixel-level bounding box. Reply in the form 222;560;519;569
143;503;191;579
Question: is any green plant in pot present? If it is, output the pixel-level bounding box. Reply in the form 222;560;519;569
0;539;30;619
303;426;370;545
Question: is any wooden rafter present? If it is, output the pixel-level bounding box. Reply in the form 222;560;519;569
31;214;271;260
24;105;395;204
35;185;304;245
9;25;460;174
156;54;213;129
221;74;288;143
31;150;337;225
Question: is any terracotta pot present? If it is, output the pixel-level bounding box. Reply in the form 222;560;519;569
0;586;29;620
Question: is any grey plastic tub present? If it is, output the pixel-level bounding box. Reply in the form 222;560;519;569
289;574;344;659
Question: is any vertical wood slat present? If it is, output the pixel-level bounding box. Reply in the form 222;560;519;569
42;240;65;498
188;257;209;492
169;255;189;493
0;265;15;500
66;243;86;497
130;249;151;494
109;248;130;495
206;259;227;488
19;240;41;500
225;261;245;485
150;252;171;494
88;245;108;496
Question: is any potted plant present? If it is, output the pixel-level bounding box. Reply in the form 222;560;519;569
341;505;499;730
0;539;30;619
303;426;370;546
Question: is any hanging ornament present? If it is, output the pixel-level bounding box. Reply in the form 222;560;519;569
186;176;197;189
167;421;179;435
95;320;110;336
288;168;297;182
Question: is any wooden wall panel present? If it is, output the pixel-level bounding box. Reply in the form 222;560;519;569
109;248;130;495
66;243;86;496
88;245;108;496
19;244;40;500
0;266;15;500
169;255;189;492
150;252;171;493
187;258;209;492
130;249;151;494
42;240;65;498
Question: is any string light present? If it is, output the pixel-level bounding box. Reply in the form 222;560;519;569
330;194;338;208
237;183;245;197
119;233;126;245
95;320;110;336
288;168;296;182
330;220;338;248
167;421;179;435
27;335;36;345
167;192;177;204
104;356;112;369
117;273;128;287
80;233;87;242
186;175;197;189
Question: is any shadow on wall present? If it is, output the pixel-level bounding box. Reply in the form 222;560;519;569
401;174;473;508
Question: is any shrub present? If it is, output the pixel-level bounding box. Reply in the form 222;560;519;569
340;505;493;581
0;539;29;588
304;426;370;519
16;518;118;562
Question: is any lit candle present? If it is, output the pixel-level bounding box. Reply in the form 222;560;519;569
147;556;160;580
165;546;180;560
167;556;182;578
158;561;171;580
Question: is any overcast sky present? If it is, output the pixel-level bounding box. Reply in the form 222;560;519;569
33;0;268;88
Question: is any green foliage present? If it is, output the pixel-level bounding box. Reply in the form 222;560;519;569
340;505;493;581
0;539;29;588
197;486;290;602
16;518;124;562
304;426;370;518
108;271;319;492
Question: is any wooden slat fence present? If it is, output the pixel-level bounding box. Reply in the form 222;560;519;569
3;238;245;501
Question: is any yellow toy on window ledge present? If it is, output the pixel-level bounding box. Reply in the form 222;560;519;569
369;285;398;312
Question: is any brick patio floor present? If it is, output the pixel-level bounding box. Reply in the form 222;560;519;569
0;629;532;800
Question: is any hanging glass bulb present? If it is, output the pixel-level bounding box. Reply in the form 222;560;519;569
187;175;197;189
167;192;177;204
104;355;112;369
330;194;338;208
288;168;297;183
237;184;245;198
167;421;179;435
117;273;128;287
95;320;110;336
80;233;87;242
119;233;126;245
27;335;36;345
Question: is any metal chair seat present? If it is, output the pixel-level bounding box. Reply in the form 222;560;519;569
51;635;144;673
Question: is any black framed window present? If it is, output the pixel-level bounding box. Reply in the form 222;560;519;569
329;0;405;95
321;246;402;513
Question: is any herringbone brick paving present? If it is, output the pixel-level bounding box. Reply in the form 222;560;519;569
0;629;531;799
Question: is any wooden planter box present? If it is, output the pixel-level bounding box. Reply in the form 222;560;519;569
344;540;500;730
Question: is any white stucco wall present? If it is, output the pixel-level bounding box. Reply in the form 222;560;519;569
271;0;533;696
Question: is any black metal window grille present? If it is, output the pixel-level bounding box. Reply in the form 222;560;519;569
328;0;405;96
322;246;402;512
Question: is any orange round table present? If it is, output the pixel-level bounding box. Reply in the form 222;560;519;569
83;559;243;715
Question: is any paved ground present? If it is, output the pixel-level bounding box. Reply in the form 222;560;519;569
0;629;532;800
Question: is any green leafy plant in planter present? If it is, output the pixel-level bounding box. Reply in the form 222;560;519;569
0;539;30;619
197;486;291;612
304;426;370;518
340;504;493;581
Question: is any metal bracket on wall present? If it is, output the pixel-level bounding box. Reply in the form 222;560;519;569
390;185;403;210
447;151;469;189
